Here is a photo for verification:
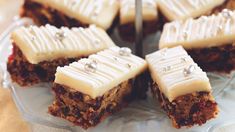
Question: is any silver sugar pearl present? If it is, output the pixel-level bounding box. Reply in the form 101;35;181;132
160;48;168;56
126;63;131;69
93;39;101;45
222;9;233;19
181;57;187;62
163;66;172;72
160;49;168;60
119;47;132;56
183;65;196;76
200;16;207;21
30;36;36;41
55;31;66;41
84;61;97;73
29;25;34;32
91;59;98;65
13;15;20;21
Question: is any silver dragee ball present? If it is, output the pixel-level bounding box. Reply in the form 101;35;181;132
183;65;196;76
84;61;97;73
119;47;132;56
55;31;66;41
222;9;233;19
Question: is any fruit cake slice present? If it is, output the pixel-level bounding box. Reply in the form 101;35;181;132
146;46;219;128
7;24;115;86
159;10;235;73
48;47;147;129
21;0;119;31
118;0;158;41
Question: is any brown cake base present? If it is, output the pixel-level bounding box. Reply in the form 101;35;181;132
7;44;80;86
48;80;134;129
151;83;218;128
133;71;150;99
187;43;235;73
21;0;118;33
118;20;158;42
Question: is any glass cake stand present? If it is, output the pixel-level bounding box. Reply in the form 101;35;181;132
1;17;235;132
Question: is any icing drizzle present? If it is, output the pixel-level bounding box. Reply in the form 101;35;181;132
11;24;115;64
146;46;211;102
160;10;235;49
32;0;119;30
55;47;147;99
158;0;225;21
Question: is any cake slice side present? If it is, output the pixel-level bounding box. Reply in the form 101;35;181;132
49;47;147;129
21;0;119;31
159;10;235;73
118;0;158;41
7;24;115;86
146;46;219;128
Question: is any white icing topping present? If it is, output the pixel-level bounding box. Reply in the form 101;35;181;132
55;47;147;99
158;0;225;21
146;46;211;102
120;0;158;24
31;0;119;30
159;10;235;49
11;24;115;64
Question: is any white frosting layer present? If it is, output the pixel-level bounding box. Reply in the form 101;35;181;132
159;10;235;49
55;47;147;99
12;24;115;64
120;0;158;24
31;0;119;30
158;0;225;21
146;46;211;102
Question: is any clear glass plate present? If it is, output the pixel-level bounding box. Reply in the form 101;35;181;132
1;18;235;132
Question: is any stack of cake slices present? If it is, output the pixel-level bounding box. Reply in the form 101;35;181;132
9;0;235;130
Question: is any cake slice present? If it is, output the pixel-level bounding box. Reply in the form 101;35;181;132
118;0;158;41
21;0;119;31
158;0;225;21
159;10;235;73
7;24;115;86
146;46;219;128
48;47;147;129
